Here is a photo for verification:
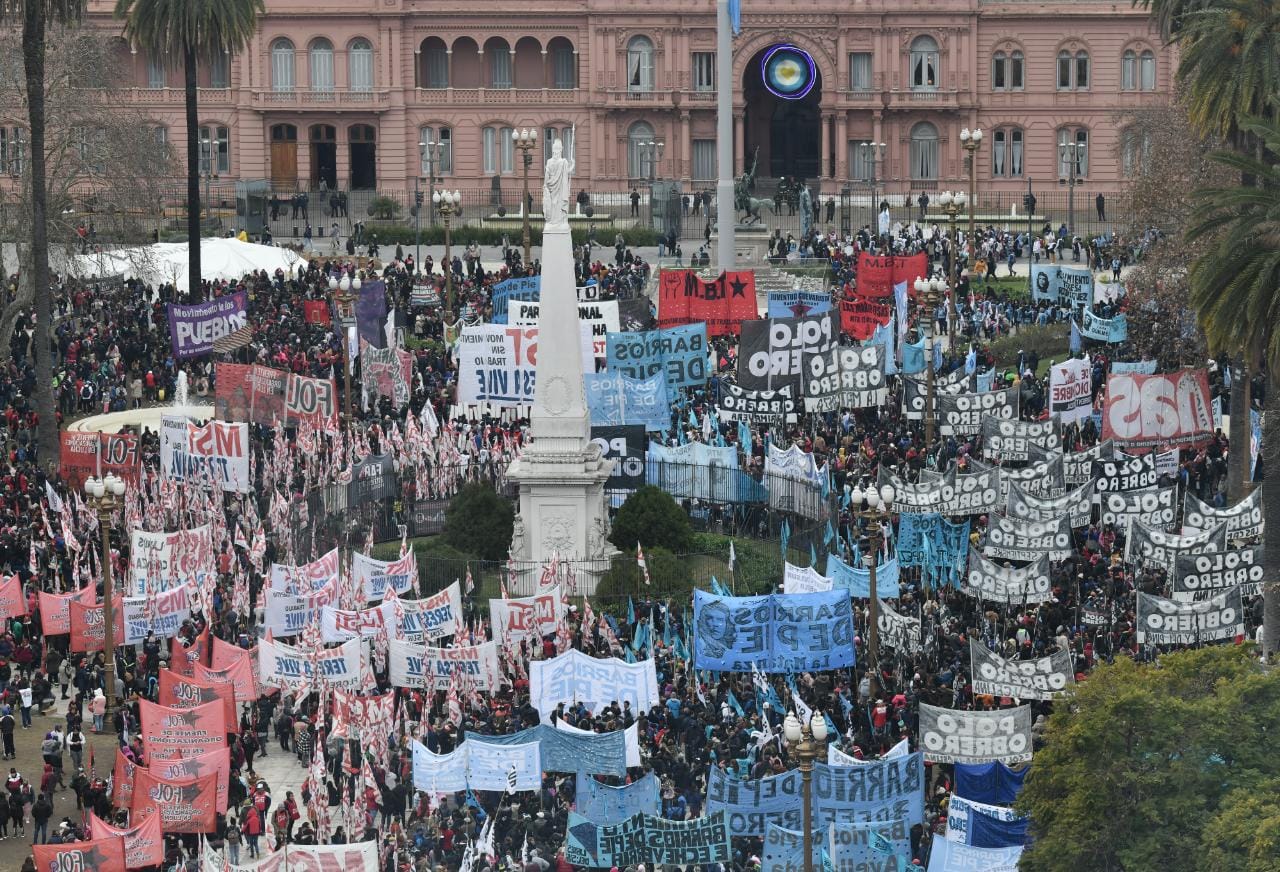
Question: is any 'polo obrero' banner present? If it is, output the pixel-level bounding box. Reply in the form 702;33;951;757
1006;480;1095;529
387;638;499;690
1102;369;1215;451
692;589;855;673
969;639;1075;700
1100;486;1176;531
938;389;1019;437
1171;548;1263;601
919;704;1033;764
564;810;733;868
1136;587;1245;645
705;753;925;837
1125;520;1227;574
902;372;969;420
983;515;1072;564
528;648;660;720
737;313;837;393
258;636;364;691
802;345;888;412
980;418;1060;462
717;383;797;425
965;553;1053;604
1093;452;1158;496
935;467;1003;517
878;467;951;514
167;291;248;359
1184;491;1263;543
971;455;1062;501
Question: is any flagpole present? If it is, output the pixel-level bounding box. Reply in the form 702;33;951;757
715;0;735;270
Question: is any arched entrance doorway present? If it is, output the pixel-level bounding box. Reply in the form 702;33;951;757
743;44;822;181
349;124;377;189
309;124;336;190
269;123;298;190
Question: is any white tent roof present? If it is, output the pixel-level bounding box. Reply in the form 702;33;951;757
71;238;304;292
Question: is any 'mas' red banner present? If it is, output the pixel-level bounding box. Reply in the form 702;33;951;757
137;698;227;761
129;768;218;833
658;270;757;336
1102;369;1214;452
69;597;123;653
157;668;236;728
59;432;140;489
33;837;127;872
89;811;165;870
856;252;928;299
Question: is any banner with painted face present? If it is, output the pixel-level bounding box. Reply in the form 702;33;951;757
137;699;226;762
129;526;214;597
938;389;1019;437
1184;491;1263;543
965;553;1053;604
737;314;838;393
490;587;564;645
258;636;364;691
1048;357;1094;426
1171;548;1263;601
388;638;499;690
1100;486;1176;531
1136;587;1245;645
1102;370;1215;451
90;811;165;869
409;736;542;792
717;383;797;425
269;548;340;593
161;419;251;493
565;810;733;869
825;553;902;599
1125;520;1227;574
167;292;248;359
156;668;236;730
351;550;418;603
969;639;1075;700
704;753;925;837
657;270;758;335
802;344;888;412
512;299;620;358
122;584;192;644
919;704;1033;764
213;363;287;426
983;515;1072;564
33;838;128;872
1030;264;1092;307
359;343;414;407
604;323;708;393
1093;452;1158;496
1079;308;1128;343
927;840;1025;872
692;589;855;673
528;648;660;720
878;599;922;653
575;773;660;825
980;418;1060;462
1006;481;1095;529
154;748;231;814
395;581;463;642
768;290;832;319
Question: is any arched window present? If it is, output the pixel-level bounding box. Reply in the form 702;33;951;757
1058;47;1089;90
271;38;295;92
1057;51;1071;90
1010;51;1024;89
909;122;938;180
309;39;334;93
910;36;939;90
1122;128;1151;175
482;125;514;175
628;120;656;179
992;52;1007;90
549;38;576;90
209;50;230;89
1140;50;1156;91
421;38;448;88
991;127;1023;177
543;126;574;164
487;38;512;89
1075;51;1090;89
349;39;374;92
627;36;654;92
147;54;165;89
1122;50;1137;91
420;126;452;175
1058;128;1089;177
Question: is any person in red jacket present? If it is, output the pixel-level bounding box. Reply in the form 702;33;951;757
241;805;264;859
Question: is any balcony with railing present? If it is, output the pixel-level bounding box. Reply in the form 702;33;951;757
887;88;962;109
250;89;391;111
94;87;233;105
411;87;578;105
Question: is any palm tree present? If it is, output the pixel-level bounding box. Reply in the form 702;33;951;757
1186;117;1280;659
1133;0;1218;43
0;0;88;472
114;0;263;302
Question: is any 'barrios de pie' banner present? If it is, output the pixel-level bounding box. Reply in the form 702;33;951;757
969;639;1075;700
1136;587;1245;645
657;270;757;336
919;704;1033;764
692;589;854;673
565;810;732;868
167;291;249;359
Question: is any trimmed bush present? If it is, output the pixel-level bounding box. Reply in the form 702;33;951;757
609;485;693;554
443;483;514;562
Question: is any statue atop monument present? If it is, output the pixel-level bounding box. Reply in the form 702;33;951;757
542;134;575;228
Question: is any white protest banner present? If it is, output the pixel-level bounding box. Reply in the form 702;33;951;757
902;373;969;420
1136;587;1245;645
1093;452;1158;497
983;515;1072;563
410;739;468;794
512;299;620;358
528;648;661;720
258;636;364;691
938;389;1019;437
828;737;909;766
1126;520;1227;574
937;467;1002;516
802;345;888;412
981;418;1060;462
352;550;418;602
320;604;390;644
1184;491;1264;543
1100;486;1176;531
1172;548;1263;601
397;581;463;642
1048;357;1093;426
919;704;1033;764
218;842;380;872
969;639;1074;700
388;638;499;690
1006;481;1095;529
263;580;340;637
555;718;642;769
454;325;592;407
877;599;922;653
161;420;251;492
129;526;214;597
965;553;1053;604
122;585;192;644
783;562;834;594
463;737;542;791
269;548;340;593
489;587;564;644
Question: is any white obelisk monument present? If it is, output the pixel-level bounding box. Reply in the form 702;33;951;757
505;135;616;591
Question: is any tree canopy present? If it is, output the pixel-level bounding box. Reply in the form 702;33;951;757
609;485;694;554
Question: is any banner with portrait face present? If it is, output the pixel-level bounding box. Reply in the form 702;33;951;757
692;589;855;673
919;704;1033;764
969;639;1074;700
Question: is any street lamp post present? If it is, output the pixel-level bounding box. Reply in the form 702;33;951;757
640;139;664;230
850;482;894;699
84;473;126;728
329;273;360;424
1059;140;1084;235
936;190;966;344
416;138;443;264
782;712;830;872
433;189;462;321
200;136;218;228
959;127;983;262
914;275;945;454
859;141;887;232
513;128;538;268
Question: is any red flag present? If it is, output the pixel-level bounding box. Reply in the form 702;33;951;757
170;624;210;676
39;585;96;636
111;748;143;807
157;668;236;731
636;544;650;587
89;811;164;869
137;698;226;762
210;636;275;699
33;837;127;872
130;768;218;833
155;747;230;813
69;596;123;653
0;575;25;621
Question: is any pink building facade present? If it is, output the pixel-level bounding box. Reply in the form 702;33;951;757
55;0;1171;196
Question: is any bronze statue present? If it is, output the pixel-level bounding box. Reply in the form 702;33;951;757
734;147;774;226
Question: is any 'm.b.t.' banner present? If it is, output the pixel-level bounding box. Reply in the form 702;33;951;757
856;252;928;299
657;270;758;336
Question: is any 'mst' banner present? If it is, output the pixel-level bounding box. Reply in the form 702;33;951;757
856;252;928;299
130;768;218;833
657;270;757;336
33;837;127;872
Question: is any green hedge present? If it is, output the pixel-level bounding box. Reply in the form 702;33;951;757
363;223;662;249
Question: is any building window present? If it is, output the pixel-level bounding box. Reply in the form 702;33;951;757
1075;51;1090;89
992;129;1006;175
271;38;295;92
1010;51;1024;89
1059;48;1090;90
147;55;165;89
693;139;715;181
482;126;514;175
420;126;452;175
1122;50;1136;91
490;43;512;89
209;51;229;88
309;39;334;93
483;126;496;175
910;36;939;90
552;45;576;89
627;36;654;92
349;38;374;92
1058;128;1089;176
628;120;655;179
1140;50;1156;90
992;52;1006;90
693;52;715;91
200;124;231;175
153;126;167;146
849;143;872;180
72;127;104;173
4;128;25;175
543;126;573;164
1009;129;1024;176
991;128;1023;177
1122;128;1151;175
909;122;938;179
849;52;872;92
424;43;448;88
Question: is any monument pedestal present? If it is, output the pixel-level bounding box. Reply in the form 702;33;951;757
712;223;772;265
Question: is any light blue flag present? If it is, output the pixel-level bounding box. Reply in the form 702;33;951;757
673;635;689;661
810;542;818;567
688;407;698;429
934;338;943;372
872;322;898;376
824;521;835;547
627;596;636;627
901;339;926;374
965;345;977;374
727;689;745;718
624;646;636;664
780;519;791;556
1070;318;1082;353
738;419;752;451
728;0;742;34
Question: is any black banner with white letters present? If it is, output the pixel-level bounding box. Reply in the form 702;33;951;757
937;389;1019;437
802;345;887;412
737;314;836;393
591;425;647;490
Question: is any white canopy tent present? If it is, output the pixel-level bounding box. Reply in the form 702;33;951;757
70;238;304;293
